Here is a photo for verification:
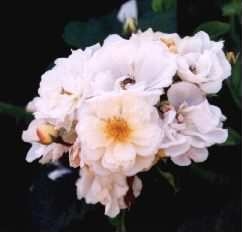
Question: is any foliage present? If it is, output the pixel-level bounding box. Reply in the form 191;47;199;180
194;21;230;39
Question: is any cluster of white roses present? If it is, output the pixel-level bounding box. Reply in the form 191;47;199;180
22;29;231;217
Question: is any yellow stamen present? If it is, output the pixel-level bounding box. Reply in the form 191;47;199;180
160;37;177;53
226;51;237;64
104;117;132;142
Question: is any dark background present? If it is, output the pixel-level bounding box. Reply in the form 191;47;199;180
0;0;241;231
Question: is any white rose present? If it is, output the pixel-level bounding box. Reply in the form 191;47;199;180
88;34;176;96
76;167;142;217
76;90;162;175
33;44;100;123
177;31;231;94
160;82;228;166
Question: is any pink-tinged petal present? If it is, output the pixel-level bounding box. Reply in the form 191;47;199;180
25;144;43;162
81;146;104;161
195;51;213;77
167;82;205;109
103;34;126;46
102;146;119;171
182;100;224;134
200;80;222;94
22;119;44;142
134;144;158;157
104;197;120;218
204;128;228;145
125;156;155;176
113;143;136;162
182;128;228;147
76;169;94;199
171;154;191;166
178;36;203;54
216;50;231;80
195;31;211;50
165;141;191;157
132;176;143;197
88;161;111;176
189;147;209;163
86;178;103;204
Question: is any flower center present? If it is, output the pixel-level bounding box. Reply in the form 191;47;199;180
189;65;197;74
120;77;136;90
104;117;132;142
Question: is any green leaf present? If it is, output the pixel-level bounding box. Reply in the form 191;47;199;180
0;102;33;122
194;21;230;39
63;21;105;48
156;167;179;193
222;2;241;16
63;0;177;48
221;128;241;146
190;164;229;185
151;0;176;12
139;0;176;33
226;55;241;109
63;13;121;48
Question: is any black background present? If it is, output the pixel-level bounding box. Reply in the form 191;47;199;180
0;0;241;231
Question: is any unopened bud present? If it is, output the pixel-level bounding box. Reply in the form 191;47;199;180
123;17;137;35
226;51;237;64
37;124;58;145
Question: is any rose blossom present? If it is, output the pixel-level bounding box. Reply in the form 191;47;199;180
160;82;228;166
76;167;142;217
76;90;162;176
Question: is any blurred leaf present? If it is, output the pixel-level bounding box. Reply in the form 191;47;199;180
63;13;121;48
0;102;33;122
63;0;176;48
221;128;241;146
151;0;176;12
139;0;176;32
190;164;230;185
156;167;179;193
226;55;241;109
222;2;241;16
195;21;230;39
63;21;105;48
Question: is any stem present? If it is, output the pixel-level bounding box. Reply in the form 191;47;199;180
156;166;179;193
116;210;127;232
0;102;33;121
